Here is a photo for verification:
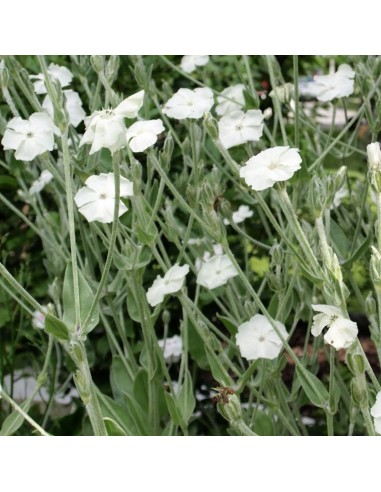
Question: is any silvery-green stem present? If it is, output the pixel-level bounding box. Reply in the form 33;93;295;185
82;152;121;334
0;391;50;436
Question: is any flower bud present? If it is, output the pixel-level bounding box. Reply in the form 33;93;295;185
370;246;381;293
346;350;366;376
269;83;294;104
203;112;219;140
161;132;174;169
162;309;171;326
215;388;242;424
350;375;368;408
334;166;347;192
308;175;325;217
367;142;381;192
133;57;153;91
106;55;120;83
90;55;105;73
366;292;377;317
0;60;9;88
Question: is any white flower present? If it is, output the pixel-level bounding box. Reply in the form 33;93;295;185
126;119;165;152
314;64;355;102
240;146;302;191
79;90;144;154
367;142;381;171
32;308;47;329
30;63;73;95
311;304;358;350
218;110;264;149
224;205;253;225
180;55;209;73
236;314;288;360
1;113;55;161
146;264;190;307
74;172;133;223
196;254;238;289
29;170;53;195
158;335;183;363
42;90;85;127
163;88;214;120
216;84;245;116
370;391;381;434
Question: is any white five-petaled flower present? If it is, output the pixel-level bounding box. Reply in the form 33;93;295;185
29;170;54;195
370;391;381;434
1;113;55;161
311;304;358;350
236;314;288;361
146;264;190;307
79;90;144;154
314;64;355;102
180;55;209;73
163;88;214;120
30;63;73;95
158;335;183;363
224;205;253;225
218;110;264;149
74;172;134;223
42;90;86;127
196;253;238;290
126;119;165;152
216;84;245;116
240;146;302;191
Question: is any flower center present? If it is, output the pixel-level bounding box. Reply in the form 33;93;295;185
26;132;34;138
215;270;221;275
235;124;243;131
99;193;108;200
259;336;266;342
268;162;279;170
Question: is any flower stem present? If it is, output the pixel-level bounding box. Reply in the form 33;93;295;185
0;391;50;436
82;152;121;334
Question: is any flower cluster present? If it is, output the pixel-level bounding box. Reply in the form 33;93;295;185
31;63;85;128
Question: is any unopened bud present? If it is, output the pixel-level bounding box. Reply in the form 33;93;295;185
203;112;219;140
162;310;171;326
365;292;377;316
105;55;120;83
367;142;381;192
370;246;381;293
269;83;294;104
215;389;242;424
346;350;366;376
351;375;368;408
0;60;9;88
161;132;174;168
90;55;105;73
308;175;325;218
